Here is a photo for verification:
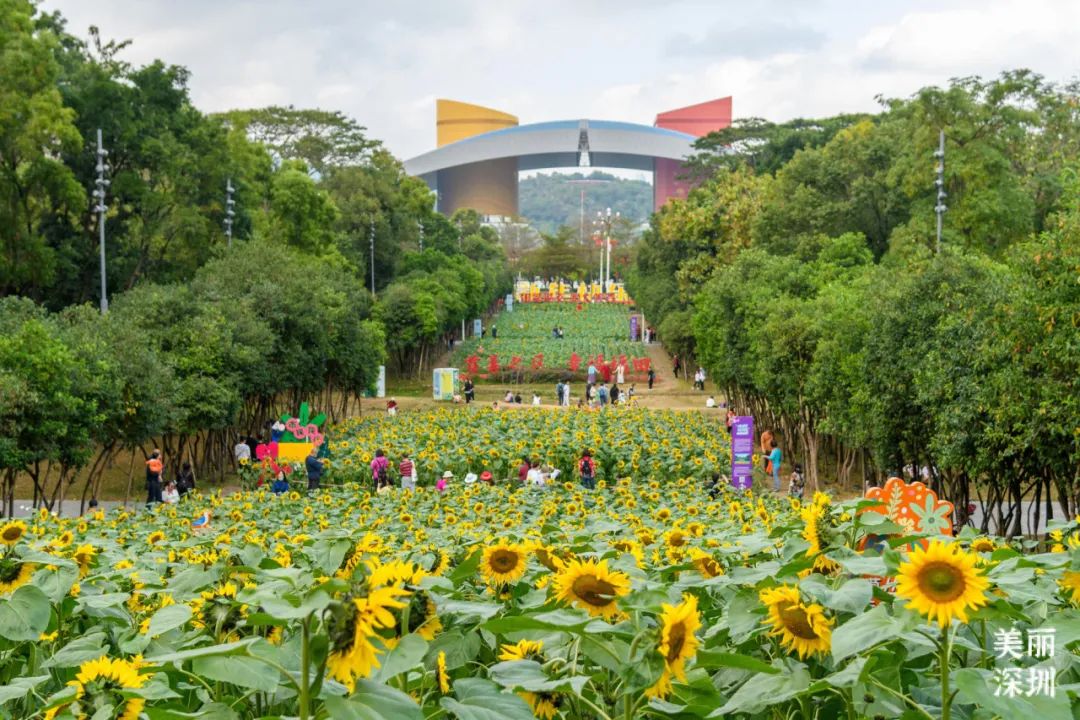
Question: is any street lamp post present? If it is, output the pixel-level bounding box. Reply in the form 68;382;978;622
369;216;376;297
93;129;110;314
224;178;235;248
933;130;947;254
594;207;619;292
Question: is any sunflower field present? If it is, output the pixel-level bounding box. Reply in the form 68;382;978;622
1;465;1078;719
451;304;647;381
326;407;728;484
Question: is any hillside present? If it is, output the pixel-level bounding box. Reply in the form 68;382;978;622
519;171;652;234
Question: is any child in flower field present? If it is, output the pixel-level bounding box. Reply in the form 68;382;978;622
579;449;597;490
398;453;417;490
788;464;806;500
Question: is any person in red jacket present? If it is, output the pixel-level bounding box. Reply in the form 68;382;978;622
579;449;596;490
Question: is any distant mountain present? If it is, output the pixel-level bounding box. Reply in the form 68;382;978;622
519;171;652;235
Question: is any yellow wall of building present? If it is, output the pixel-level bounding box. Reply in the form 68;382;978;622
437;99;518;147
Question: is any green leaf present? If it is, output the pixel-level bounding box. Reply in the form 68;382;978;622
0;584;50;641
32;564;77;603
372;633;427;682
191;655;282;693
322;680;423;720
801;578;872;614
711;663;811;716
695;650;779;675
488;660;588;695
440;678;535;720
43;632;108;668
0;675;49;705
435;597;503;623
146;604;192;638
830;605;909;662
145;638;257;664
822;656;868;689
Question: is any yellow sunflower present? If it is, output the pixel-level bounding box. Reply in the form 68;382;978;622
689;548;724;578
499;639;545;662
552;558;631;620
0;520;27;546
50;530;74;549
0;561;36;595
895;540;989;627
147;531;166;546
800;504;840;575
759;585;833;659
436;650;451;693
1059;571;1080;606
326;585;409;690
969;537;995;553
646;593;702;698
481;541;528;585
64;655;149;720
72;544;96;577
519;691;562;720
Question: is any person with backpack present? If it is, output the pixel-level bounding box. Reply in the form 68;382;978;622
145;450;164;506
579;449;597;490
370;449;390;490
555;381;565;406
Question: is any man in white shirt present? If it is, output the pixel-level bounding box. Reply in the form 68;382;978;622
706;395;717;408
234;438;251;462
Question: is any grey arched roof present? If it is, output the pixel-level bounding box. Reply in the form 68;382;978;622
403;119;697;180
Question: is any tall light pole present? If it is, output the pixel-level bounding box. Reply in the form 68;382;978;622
93;129;109;314
933;130;946;254
224;178;235;248
595;207;618;292
418;220;424;252
368;216;376;297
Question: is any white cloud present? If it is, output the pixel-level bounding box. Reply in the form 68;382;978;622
38;0;1080;163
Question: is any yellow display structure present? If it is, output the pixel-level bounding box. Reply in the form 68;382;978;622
437;99;518;147
277;442;314;462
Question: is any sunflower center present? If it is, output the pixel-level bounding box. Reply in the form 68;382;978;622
669;532;686;547
779;603;819;640
571;575;616;607
490;550;520;574
0;563;24;583
918;562;965;602
1;527;22;542
666;622;687;662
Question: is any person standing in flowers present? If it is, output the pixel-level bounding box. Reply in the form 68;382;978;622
463;378;475;404
767;438;783;492
788;463;805;500
579;449;597;489
305;447;324;491
648;366;655;389
370;449;390;490
398;453;417;490
145;450;163;506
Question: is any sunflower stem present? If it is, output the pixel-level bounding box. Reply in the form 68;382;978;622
866;678;935;720
939;622;953;720
300;616;311;720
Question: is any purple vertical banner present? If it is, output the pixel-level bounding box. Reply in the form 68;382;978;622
629;315;639;341
731;416;755;491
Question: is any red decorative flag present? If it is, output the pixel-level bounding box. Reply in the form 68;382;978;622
487;355;500;374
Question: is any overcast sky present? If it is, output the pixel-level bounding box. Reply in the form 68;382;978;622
41;0;1080;168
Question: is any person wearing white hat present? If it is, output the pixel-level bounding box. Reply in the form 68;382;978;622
464;472;478;485
437;470;453;492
